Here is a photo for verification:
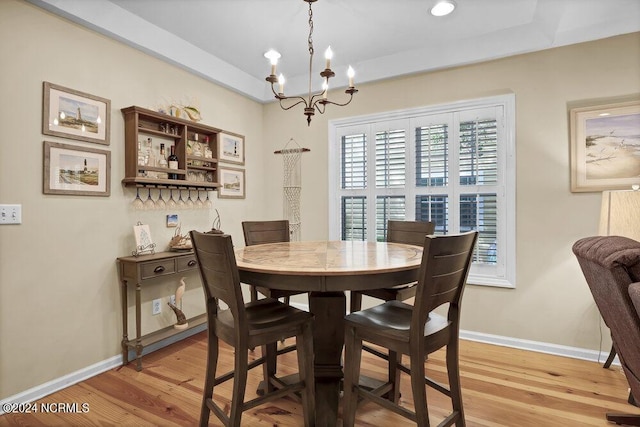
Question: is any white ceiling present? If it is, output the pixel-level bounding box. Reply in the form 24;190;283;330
28;0;640;102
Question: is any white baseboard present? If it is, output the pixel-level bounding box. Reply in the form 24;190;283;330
0;323;207;415
459;330;619;366
0;313;618;415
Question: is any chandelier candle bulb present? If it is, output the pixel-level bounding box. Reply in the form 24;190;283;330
348;66;355;87
325;46;333;70
322;80;328;99
278;74;285;95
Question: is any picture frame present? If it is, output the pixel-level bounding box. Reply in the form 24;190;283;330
218;132;245;165
42;81;111;145
133;222;156;256
218;166;245;199
43;141;111;196
569;97;640;192
166;214;179;228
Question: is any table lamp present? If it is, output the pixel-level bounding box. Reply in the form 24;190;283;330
599;185;640;242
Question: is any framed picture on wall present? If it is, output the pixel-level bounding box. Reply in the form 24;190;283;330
218;166;245;199
218;132;245;165
569;97;640;192
43;141;111;196
42;82;111;145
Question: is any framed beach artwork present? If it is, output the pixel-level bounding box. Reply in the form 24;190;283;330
42;82;111;145
218;166;245;199
218;132;245;165
569;97;640;192
43;141;111;196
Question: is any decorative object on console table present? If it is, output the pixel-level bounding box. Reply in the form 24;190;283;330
218;166;245;199
133;222;156;256
168;277;188;330
218;132;245;165
569;96;640;192
168;225;192;252
43;141;111;196
42;82;111;145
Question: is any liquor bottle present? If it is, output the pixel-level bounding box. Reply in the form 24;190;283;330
168;145;179;179
158;143;168;168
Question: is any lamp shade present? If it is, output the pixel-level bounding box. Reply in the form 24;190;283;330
599;189;640;242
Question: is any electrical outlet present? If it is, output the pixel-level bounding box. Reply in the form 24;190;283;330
169;295;176;305
152;299;161;315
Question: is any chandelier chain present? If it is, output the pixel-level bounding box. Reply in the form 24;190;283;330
307;2;314;101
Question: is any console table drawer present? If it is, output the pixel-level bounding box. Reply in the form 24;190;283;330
140;260;176;279
177;255;198;272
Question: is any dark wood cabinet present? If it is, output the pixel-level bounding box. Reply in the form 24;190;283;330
121;105;228;191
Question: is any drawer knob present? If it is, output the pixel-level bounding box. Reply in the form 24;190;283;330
187;260;197;267
153;265;165;273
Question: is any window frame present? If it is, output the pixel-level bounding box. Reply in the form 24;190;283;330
328;94;516;288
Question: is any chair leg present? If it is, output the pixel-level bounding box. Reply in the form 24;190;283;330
409;349;430;427
387;350;402;403
262;343;278;393
250;285;258;302
603;345;616;369
350;292;363;313
200;332;219;427
342;325;363;427
297;321;316;427
229;346;249;427
446;341;465;427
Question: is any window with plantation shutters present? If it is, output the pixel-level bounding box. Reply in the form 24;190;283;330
329;94;516;288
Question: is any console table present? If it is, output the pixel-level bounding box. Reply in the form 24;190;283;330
117;251;206;371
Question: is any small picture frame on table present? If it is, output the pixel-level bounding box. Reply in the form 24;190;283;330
133;222;156;256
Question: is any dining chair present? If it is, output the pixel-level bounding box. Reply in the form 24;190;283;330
350;220;436;314
342;231;478;427
242;220;308;383
242;220;308;305
190;231;316;427
350;219;435;402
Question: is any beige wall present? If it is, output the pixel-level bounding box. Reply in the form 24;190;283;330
263;34;640;346
0;0;266;398
1;0;639;400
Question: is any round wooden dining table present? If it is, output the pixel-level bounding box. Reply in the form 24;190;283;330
234;240;423;427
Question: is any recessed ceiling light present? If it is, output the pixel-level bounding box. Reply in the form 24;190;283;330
430;0;456;17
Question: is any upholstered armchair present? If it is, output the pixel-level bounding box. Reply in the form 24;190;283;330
573;236;640;425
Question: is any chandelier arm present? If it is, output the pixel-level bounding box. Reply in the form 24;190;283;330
278;97;309;111
314;101;327;115
316;93;356;108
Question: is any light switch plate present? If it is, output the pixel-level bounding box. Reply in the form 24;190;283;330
0;204;21;224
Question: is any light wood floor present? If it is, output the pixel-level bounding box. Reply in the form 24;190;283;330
1;331;638;426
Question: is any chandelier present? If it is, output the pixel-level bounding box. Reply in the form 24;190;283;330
265;0;358;126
